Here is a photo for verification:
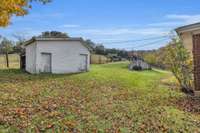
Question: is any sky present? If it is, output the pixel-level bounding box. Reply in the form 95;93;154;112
0;0;200;50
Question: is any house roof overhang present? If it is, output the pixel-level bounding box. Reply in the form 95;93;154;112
175;22;200;35
23;37;93;52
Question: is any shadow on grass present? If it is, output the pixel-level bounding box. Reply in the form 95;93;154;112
0;68;83;83
0;68;24;74
150;69;165;74
100;62;129;69
128;68;165;74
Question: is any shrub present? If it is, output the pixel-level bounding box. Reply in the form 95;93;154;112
165;39;194;95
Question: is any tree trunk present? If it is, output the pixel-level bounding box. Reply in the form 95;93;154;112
5;52;9;68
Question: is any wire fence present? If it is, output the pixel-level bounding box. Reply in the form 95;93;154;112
0;54;20;69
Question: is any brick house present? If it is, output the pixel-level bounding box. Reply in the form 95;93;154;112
176;22;200;96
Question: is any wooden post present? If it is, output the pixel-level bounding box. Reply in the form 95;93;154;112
99;55;101;64
5;52;9;68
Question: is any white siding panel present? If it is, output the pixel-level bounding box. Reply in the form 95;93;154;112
25;42;36;73
35;41;90;74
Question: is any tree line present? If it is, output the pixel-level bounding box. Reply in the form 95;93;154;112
0;35;25;67
85;39;129;60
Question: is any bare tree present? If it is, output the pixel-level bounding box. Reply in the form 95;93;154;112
13;33;27;54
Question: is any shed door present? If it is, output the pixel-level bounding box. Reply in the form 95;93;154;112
193;34;200;90
41;53;51;73
80;54;88;71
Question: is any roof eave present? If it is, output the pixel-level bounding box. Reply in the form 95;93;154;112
81;40;94;52
23;37;83;46
23;37;36;46
175;22;200;34
23;37;93;52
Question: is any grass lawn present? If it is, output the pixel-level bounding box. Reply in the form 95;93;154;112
0;62;200;132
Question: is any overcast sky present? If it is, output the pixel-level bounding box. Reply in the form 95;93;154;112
0;0;200;50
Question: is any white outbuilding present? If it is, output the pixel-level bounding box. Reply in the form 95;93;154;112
24;36;91;74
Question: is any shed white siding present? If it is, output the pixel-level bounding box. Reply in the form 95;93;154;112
25;42;37;73
25;39;90;74
36;41;90;74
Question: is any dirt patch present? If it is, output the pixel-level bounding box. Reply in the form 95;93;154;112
175;96;200;114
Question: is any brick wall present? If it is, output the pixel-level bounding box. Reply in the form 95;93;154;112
193;34;200;91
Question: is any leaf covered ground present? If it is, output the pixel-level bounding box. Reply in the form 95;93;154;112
0;62;200;132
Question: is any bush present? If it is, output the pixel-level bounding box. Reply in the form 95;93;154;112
165;39;194;95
